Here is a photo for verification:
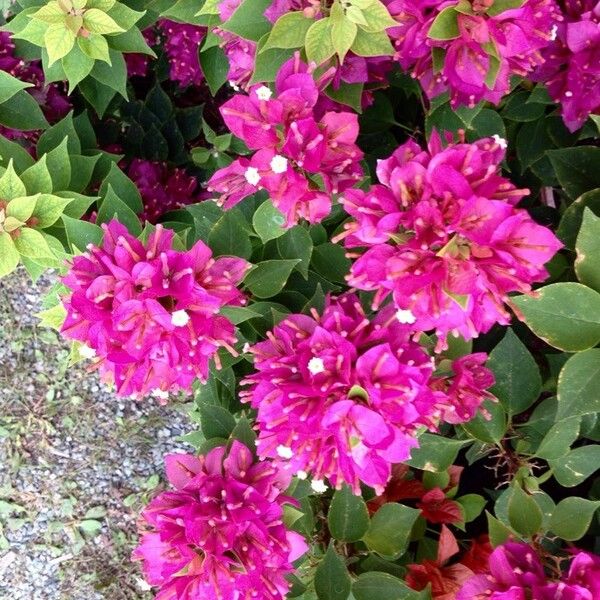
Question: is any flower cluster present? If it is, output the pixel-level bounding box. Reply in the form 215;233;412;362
208;57;363;226
242;293;494;494
0;31;70;143
533;0;600;131
457;541;600;600
127;159;206;223
60;221;249;398
158;20;206;88
134;442;308;600
387;0;560;107
340;132;563;348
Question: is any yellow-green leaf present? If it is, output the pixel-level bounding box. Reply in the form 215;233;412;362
0;160;27;200
82;8;124;34
350;27;394;57
0;232;20;277
44;22;76;65
305;18;335;66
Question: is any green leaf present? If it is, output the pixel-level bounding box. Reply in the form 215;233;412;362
550;445;600;487
324;80;364;112
244;259;300;298
556;349;600;420
0;89;49;131
32;194;72;228
0;134;35;171
208;210;253;259
462;399;507;444
108;27;155;55
0;233;20;277
6;194;38;222
99;163;143;213
486;0;526;16
547;147;600;200
37;303;67;330
0;160;27;200
512;283;600;352
68;154;100;192
13;227;55;260
252;200;286;243
251;42;295;83
507;485;542;537
487;329;541;416
62;214;104;251
12;17;50;47
363;503;420;559
305;18;335;65
405;434;470;472
0;70;32;104
219;305;261;324
96;184;142;236
358;0;398;32
353;572;425;600
220;0;272;41
331;4;357;61
328;484;370;542
78;33;111;63
575;208;600;293
199;403;236;439
37;112;81;155
106;2;144;30
535;416;580;460
230;416;257;451
199;45;229;95
457;494;486;523
20;155;54;195
61;42;95;92
428;6;459;39
557;188;600;250
83;8;124;34
486;511;514;547
311;242;350;284
89;50;127;98
44;22;76;66
549;497;600;541
31;1;66;24
314;543;352;600
350;27;394;57
261;11;313;51
45;137;72;191
277;226;313;279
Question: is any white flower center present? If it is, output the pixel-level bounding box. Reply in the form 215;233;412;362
228;80;240;91
550;24;558;40
492;134;507;149
308;357;325;375
255;85;272;101
244;167;261;186
395;309;416;324
79;344;96;359
276;445;293;459
311;479;328;494
152;389;169;400
270;155;288;174
296;470;308;480
171;309;190;327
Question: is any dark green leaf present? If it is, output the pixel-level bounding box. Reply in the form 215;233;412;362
245;259;301;298
314;543;352;600
557;349;600;420
363;503;420;559
328;485;370;542
547;147;600;200
199;403;236;440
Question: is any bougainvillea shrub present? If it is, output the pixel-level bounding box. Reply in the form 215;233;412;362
2;0;600;597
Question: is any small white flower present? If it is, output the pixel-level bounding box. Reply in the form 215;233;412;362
270;154;288;174
492;134;507;149
152;389;169;400
228;80;240;91
296;470;308;480
171;309;190;327
255;85;272;101
550;24;558;40
395;309;416;324
308;357;325;375
79;344;96;359
311;479;328;494
565;90;573;97
276;445;293;459
244;166;261;186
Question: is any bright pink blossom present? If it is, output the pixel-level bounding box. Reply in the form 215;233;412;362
60;221;249;398
127;159;206;223
134;442;308;600
158;20;206;87
533;0;600;131
340;133;562;348
387;0;560;107
208;57;363;226
241;293;494;494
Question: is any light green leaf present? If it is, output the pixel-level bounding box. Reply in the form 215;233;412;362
12;18;49;47
575;207;600;293
357;0;397;32
32;194;72;228
331;5;357;61
6;195;38;222
37;303;67;330
45;138;72;191
261;11;314;51
512;283;600;352
83;8;124;34
78;33;111;63
14;227;55;260
305;18;335;65
0;232;20;278
0;160;27;200
44;23;76;66
31;1;66;24
350;27;394;57
456;494;486;523
252;199;286;243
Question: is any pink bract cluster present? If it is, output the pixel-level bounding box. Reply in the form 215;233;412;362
207;57;363;227
387;0;560;107
241;293;494;494
127;159;206;223
339;132;562;348
134;442;308;600
457;541;600;600
533;0;600;131
60;221;249;398
158;20;206;87
0;31;70;143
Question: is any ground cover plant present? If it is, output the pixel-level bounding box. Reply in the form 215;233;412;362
1;0;600;598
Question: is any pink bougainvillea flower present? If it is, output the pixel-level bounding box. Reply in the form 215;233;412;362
207;57;363;226
241;293;494;494
532;0;600;131
340;133;562;348
60;220;250;398
158;20;206;87
387;0;560;107
134;442;308;600
127;159;207;223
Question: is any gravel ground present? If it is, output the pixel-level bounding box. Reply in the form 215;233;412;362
0;270;193;599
